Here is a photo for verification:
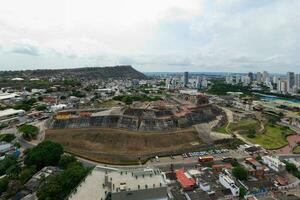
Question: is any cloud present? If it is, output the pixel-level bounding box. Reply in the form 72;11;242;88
0;0;300;72
11;43;40;56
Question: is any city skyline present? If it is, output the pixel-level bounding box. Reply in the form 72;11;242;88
1;0;300;72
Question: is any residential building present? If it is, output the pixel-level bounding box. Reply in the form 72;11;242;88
0;108;25;125
256;72;262;83
176;168;196;191
262;156;286;172
262;71;269;82
287;72;295;92
219;172;239;197
183;72;189;87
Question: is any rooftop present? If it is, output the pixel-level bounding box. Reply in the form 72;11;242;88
0;108;24;118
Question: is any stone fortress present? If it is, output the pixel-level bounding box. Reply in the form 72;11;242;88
50;94;224;132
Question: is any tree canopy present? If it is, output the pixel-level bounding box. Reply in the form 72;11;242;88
37;165;89;200
59;154;77;169
24;141;63;170
232;166;248;180
18;124;39;140
0;155;18;176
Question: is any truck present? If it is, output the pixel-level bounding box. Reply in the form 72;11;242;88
198;156;214;163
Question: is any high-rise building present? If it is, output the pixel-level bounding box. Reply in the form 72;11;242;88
256;72;262;83
287;72;295;92
262;71;269;82
295;74;300;88
248;72;254;82
278;80;287;93
196;76;201;89
183;71;189;87
235;75;241;84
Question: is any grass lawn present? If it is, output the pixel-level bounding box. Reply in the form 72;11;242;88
293;146;300;154
244;125;290;150
228;119;259;134
215;126;229;134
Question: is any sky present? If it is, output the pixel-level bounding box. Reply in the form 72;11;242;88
0;0;300;73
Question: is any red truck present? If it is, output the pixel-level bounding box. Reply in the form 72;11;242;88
198;156;214;163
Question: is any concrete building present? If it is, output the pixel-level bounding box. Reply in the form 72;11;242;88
219;172;239;197
0;108;25;125
183;72;189;87
262;71;269;82
248;72;254;82
241;76;251;85
226;76;233;84
262;156;286;172
256;72;262;83
287;72;295;92
277;79;287;93
0;92;19;101
295;74;300;87
69;166;168;200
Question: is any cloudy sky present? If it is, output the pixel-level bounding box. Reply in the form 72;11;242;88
0;0;300;72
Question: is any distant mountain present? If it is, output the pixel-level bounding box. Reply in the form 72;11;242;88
0;65;147;80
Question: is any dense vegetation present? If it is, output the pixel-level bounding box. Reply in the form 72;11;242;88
18;124;39;140
37;163;90;200
113;94;162;104
0;65;146;81
35;104;47;111
284;161;300;179
14;98;37;111
232;166;248;180
0;134;16;143
0;137;90;199
24;141;63;169
207;81;251;96
0;177;9;195
0;156;18;176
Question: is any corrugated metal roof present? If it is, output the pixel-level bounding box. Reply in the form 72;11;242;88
176;168;196;188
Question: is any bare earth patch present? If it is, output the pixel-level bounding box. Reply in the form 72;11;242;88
45;127;203;164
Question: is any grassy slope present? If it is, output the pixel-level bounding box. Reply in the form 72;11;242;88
293;146;300;154
215;126;228;134
45;127;202;164
228;119;259;134
245;125;292;150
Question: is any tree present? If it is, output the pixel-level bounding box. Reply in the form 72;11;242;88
37;165;89;200
59;155;77;169
0;155;18;176
256;155;262;161
19;165;37;184
232;166;248;180
247;128;256;138
35;104;47;111
24;141;63;170
0;177;9;195
0;134;16;143
239;187;247;198
18;124;39;141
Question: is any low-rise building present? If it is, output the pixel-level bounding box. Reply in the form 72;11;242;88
219;172;239;197
69;166;168;200
176;168;196;191
0;108;25;125
262;156;286;172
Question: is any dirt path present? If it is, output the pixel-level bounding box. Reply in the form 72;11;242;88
221;107;252;145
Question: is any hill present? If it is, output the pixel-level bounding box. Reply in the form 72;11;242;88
46;127;204;164
0;65;147;80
